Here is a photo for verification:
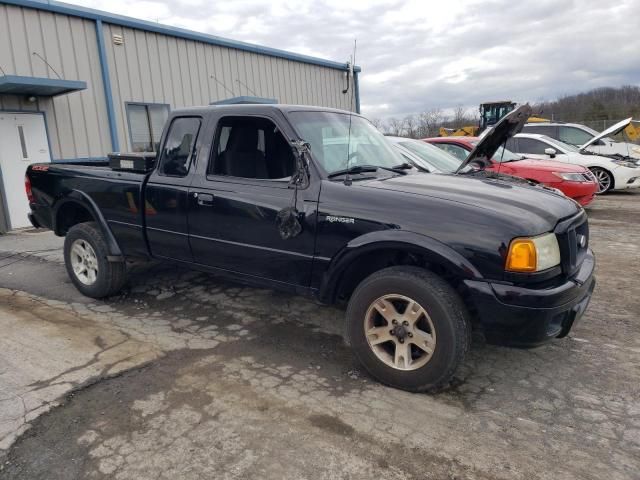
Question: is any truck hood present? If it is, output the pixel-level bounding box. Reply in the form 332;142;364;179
456;104;532;173
360;171;578;226
579;117;632;152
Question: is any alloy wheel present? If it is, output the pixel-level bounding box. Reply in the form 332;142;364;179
364;294;437;371
592;168;611;193
70;239;99;285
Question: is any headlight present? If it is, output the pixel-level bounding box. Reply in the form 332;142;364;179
612;159;639;168
553;172;588;182
505;232;561;272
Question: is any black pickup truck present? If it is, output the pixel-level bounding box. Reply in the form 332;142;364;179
25;104;595;392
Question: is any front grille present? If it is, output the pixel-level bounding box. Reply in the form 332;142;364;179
555;212;589;277
582;170;596;182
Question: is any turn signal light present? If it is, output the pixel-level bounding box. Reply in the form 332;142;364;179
505;239;537;272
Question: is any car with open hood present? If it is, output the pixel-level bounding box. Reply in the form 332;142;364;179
522;118;640;160
25;103;595;393
508;124;640;193
423;136;598;206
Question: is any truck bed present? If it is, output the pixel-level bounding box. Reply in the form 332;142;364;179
28;162;150;257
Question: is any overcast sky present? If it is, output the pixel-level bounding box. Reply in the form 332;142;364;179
73;0;640;119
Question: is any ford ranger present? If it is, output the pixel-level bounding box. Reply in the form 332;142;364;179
25;104;595;392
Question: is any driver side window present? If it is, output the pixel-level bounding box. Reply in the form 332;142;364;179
209;116;295;180
515;138;548;155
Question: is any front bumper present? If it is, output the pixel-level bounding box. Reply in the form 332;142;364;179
613;166;640;190
464;249;596;347
553;181;597;206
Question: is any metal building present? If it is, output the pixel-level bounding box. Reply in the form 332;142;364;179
0;0;361;232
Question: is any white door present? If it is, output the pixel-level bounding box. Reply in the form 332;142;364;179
0;113;51;230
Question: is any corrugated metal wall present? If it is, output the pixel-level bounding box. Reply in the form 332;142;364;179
0;3;356;159
0;3;111;160
101;24;356;151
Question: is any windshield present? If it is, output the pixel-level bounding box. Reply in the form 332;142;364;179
289;111;404;175
470;141;523;162
398;140;461;172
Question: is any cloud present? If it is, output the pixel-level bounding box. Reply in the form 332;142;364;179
72;0;640;118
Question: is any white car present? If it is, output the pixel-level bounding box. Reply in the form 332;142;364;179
522;118;640;160
507;128;640;193
386;136;460;172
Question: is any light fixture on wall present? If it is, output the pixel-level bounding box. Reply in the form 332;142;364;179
32;52;62;79
26;96;37;103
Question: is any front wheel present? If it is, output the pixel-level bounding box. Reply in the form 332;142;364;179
64;222;127;298
589;167;614;194
346;266;470;392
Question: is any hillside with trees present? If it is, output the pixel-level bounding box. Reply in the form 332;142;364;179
373;85;640;139
533;85;640;123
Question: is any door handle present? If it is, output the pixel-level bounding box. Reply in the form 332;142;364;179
194;192;214;206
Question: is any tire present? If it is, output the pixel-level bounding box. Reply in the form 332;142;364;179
64;222;127;298
589;167;614;194
346;266;469;393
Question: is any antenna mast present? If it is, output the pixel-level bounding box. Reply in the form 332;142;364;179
344;39;356;186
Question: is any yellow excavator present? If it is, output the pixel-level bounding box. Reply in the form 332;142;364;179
440;101;640;141
439;101;548;137
624;121;640;141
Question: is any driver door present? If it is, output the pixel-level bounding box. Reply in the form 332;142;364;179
188;114;320;288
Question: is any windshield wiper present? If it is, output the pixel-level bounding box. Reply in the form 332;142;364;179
328;165;379;178
328;164;408;178
392;162;414;170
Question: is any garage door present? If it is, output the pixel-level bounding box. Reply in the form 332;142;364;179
0;113;51;230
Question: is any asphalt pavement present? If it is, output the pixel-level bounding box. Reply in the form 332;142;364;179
0;191;638;480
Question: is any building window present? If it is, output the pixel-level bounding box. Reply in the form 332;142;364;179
126;103;170;152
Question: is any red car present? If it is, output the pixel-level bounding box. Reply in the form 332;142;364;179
424;137;598;206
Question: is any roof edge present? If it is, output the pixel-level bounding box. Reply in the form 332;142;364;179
2;0;361;72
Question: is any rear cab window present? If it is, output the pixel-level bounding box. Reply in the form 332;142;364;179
157;117;202;177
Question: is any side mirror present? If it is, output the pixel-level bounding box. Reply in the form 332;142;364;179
289;140;311;189
544;147;557;158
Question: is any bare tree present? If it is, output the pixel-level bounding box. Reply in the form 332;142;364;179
404;114;418;138
452;105;470;129
418;108;444;138
369;117;385;132
387;117;405;136
535;85;640;127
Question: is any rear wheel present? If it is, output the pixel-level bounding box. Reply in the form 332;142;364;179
64;222;127;298
589;167;613;193
346;266;469;392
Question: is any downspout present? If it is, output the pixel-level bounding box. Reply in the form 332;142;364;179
95;19;120;152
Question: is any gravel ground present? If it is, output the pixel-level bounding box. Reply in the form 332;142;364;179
0;191;638;480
